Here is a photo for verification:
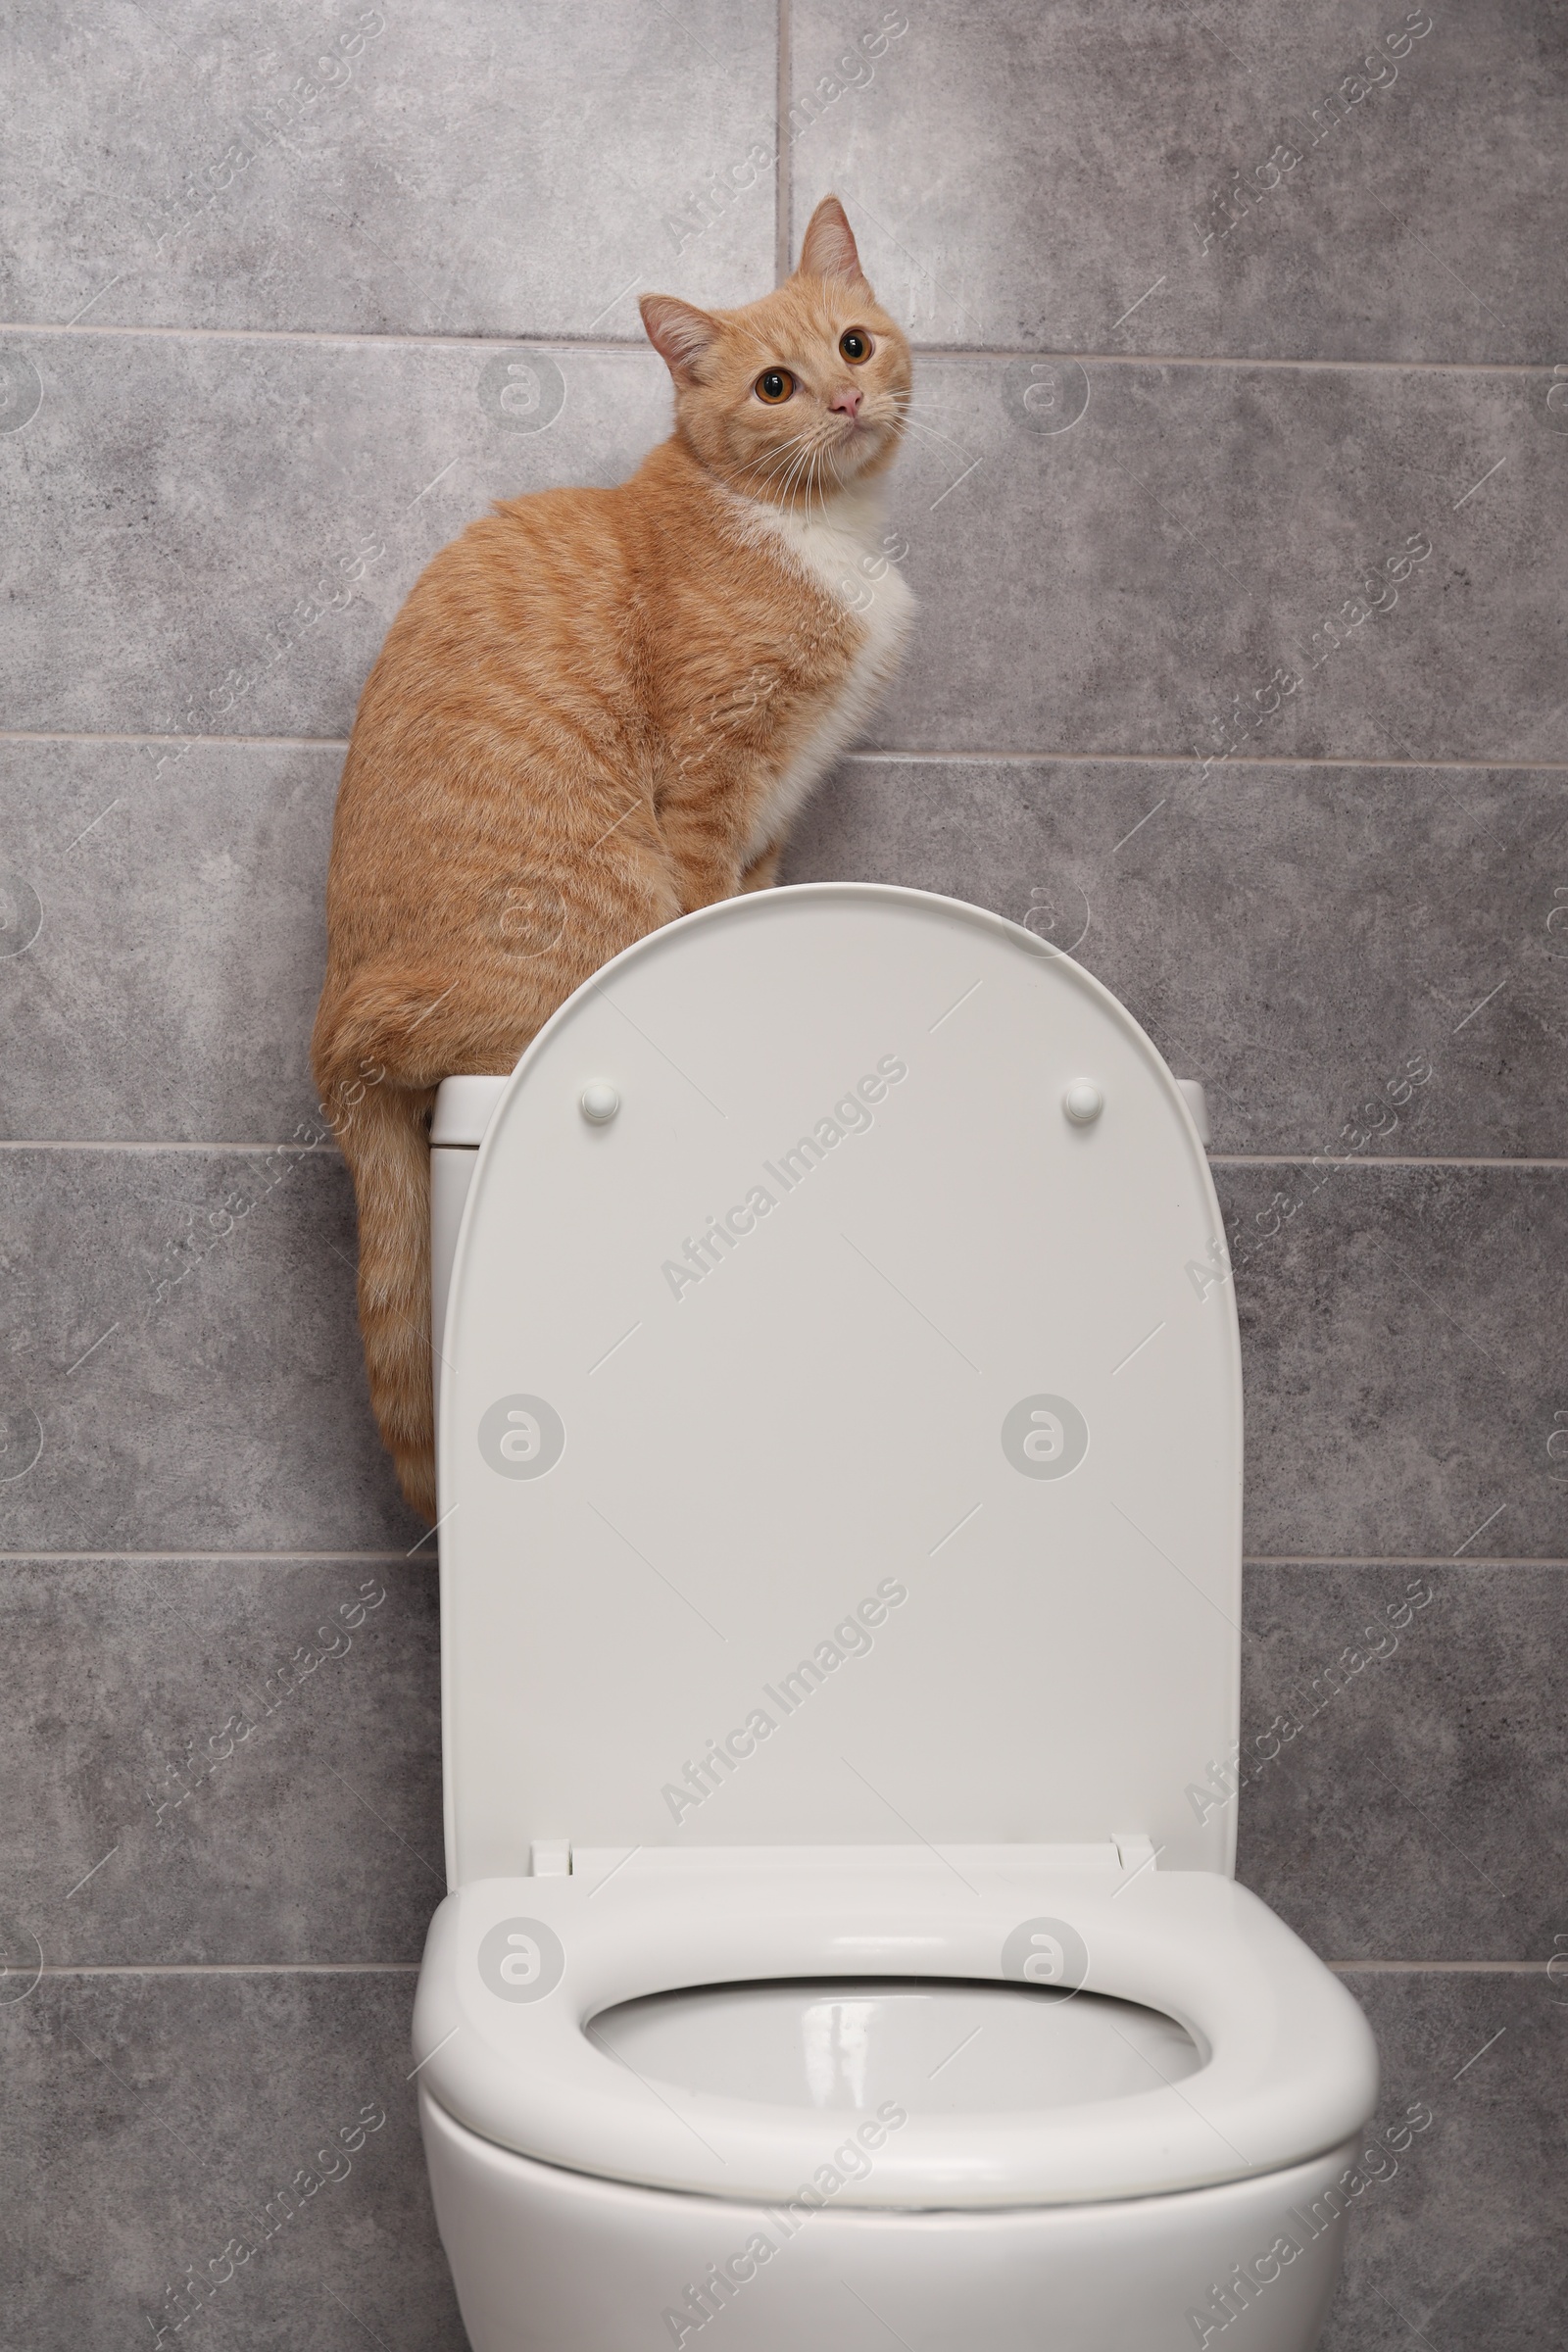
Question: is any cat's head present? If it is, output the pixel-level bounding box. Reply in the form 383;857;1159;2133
640;196;910;509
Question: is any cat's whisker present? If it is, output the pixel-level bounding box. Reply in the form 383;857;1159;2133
891;415;965;447
737;455;802;502
892;418;985;473
785;436;825;518
775;441;812;516
888;405;972;458
735;428;812;482
739;433;812;488
889;418;964;458
888;388;957;427
743;430;827;509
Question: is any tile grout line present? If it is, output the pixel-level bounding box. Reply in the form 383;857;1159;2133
852;751;1568;775
0;1141;348;1153
3;1144;1566;1170
0;1550;416;1564
39;1962;423;1975
1210;1156;1568;1171
774;0;791;286
6;733;1564;774
919;348;1560;376
0;319;1555;377
2;1550;1560;1568
1328;1961;1550;1974
0;321;662;351
0;729;349;750
1244;1555;1568;1569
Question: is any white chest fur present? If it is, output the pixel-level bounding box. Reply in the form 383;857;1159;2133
731;479;917;856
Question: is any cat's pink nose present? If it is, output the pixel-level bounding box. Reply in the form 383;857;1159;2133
829;386;863;418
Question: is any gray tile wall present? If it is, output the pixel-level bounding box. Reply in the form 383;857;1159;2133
2;3;1561;2345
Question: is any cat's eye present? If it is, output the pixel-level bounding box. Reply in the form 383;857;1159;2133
839;330;873;365
755;368;795;404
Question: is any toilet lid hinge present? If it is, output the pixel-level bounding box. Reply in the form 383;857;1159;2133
1111;1831;1159;1880
530;1839;572;1878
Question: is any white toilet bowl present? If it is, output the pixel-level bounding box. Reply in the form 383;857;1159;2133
416;886;1378;2350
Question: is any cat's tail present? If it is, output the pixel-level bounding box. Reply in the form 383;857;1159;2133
330;1079;438;1523
314;967;454;1523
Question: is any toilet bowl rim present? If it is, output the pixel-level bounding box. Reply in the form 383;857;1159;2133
411;1857;1381;2208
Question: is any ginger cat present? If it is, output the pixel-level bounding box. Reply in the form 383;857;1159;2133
312;197;915;1522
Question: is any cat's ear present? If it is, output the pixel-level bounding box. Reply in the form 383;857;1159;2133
639;294;721;384
796;195;864;283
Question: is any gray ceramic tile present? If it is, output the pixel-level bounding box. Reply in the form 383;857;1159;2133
1216;1164;1568;1562
1236;1566;1568;1961
794;0;1568;365
861;355;1568;762
7;339;1566;761
0;1147;422;1551
0;334;671;738
784;756;1568;1158
1320;1972;1567;2350
0;0;775;335
2;1138;1561;1569
0;1559;441;1966
0;1968;464;2352
0;739;339;1143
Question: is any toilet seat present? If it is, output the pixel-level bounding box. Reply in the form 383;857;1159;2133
436;887;1247;1885
413;1844;1378;2210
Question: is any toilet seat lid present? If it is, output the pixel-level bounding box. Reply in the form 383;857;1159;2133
439;886;1241;1881
412;1848;1379;2207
